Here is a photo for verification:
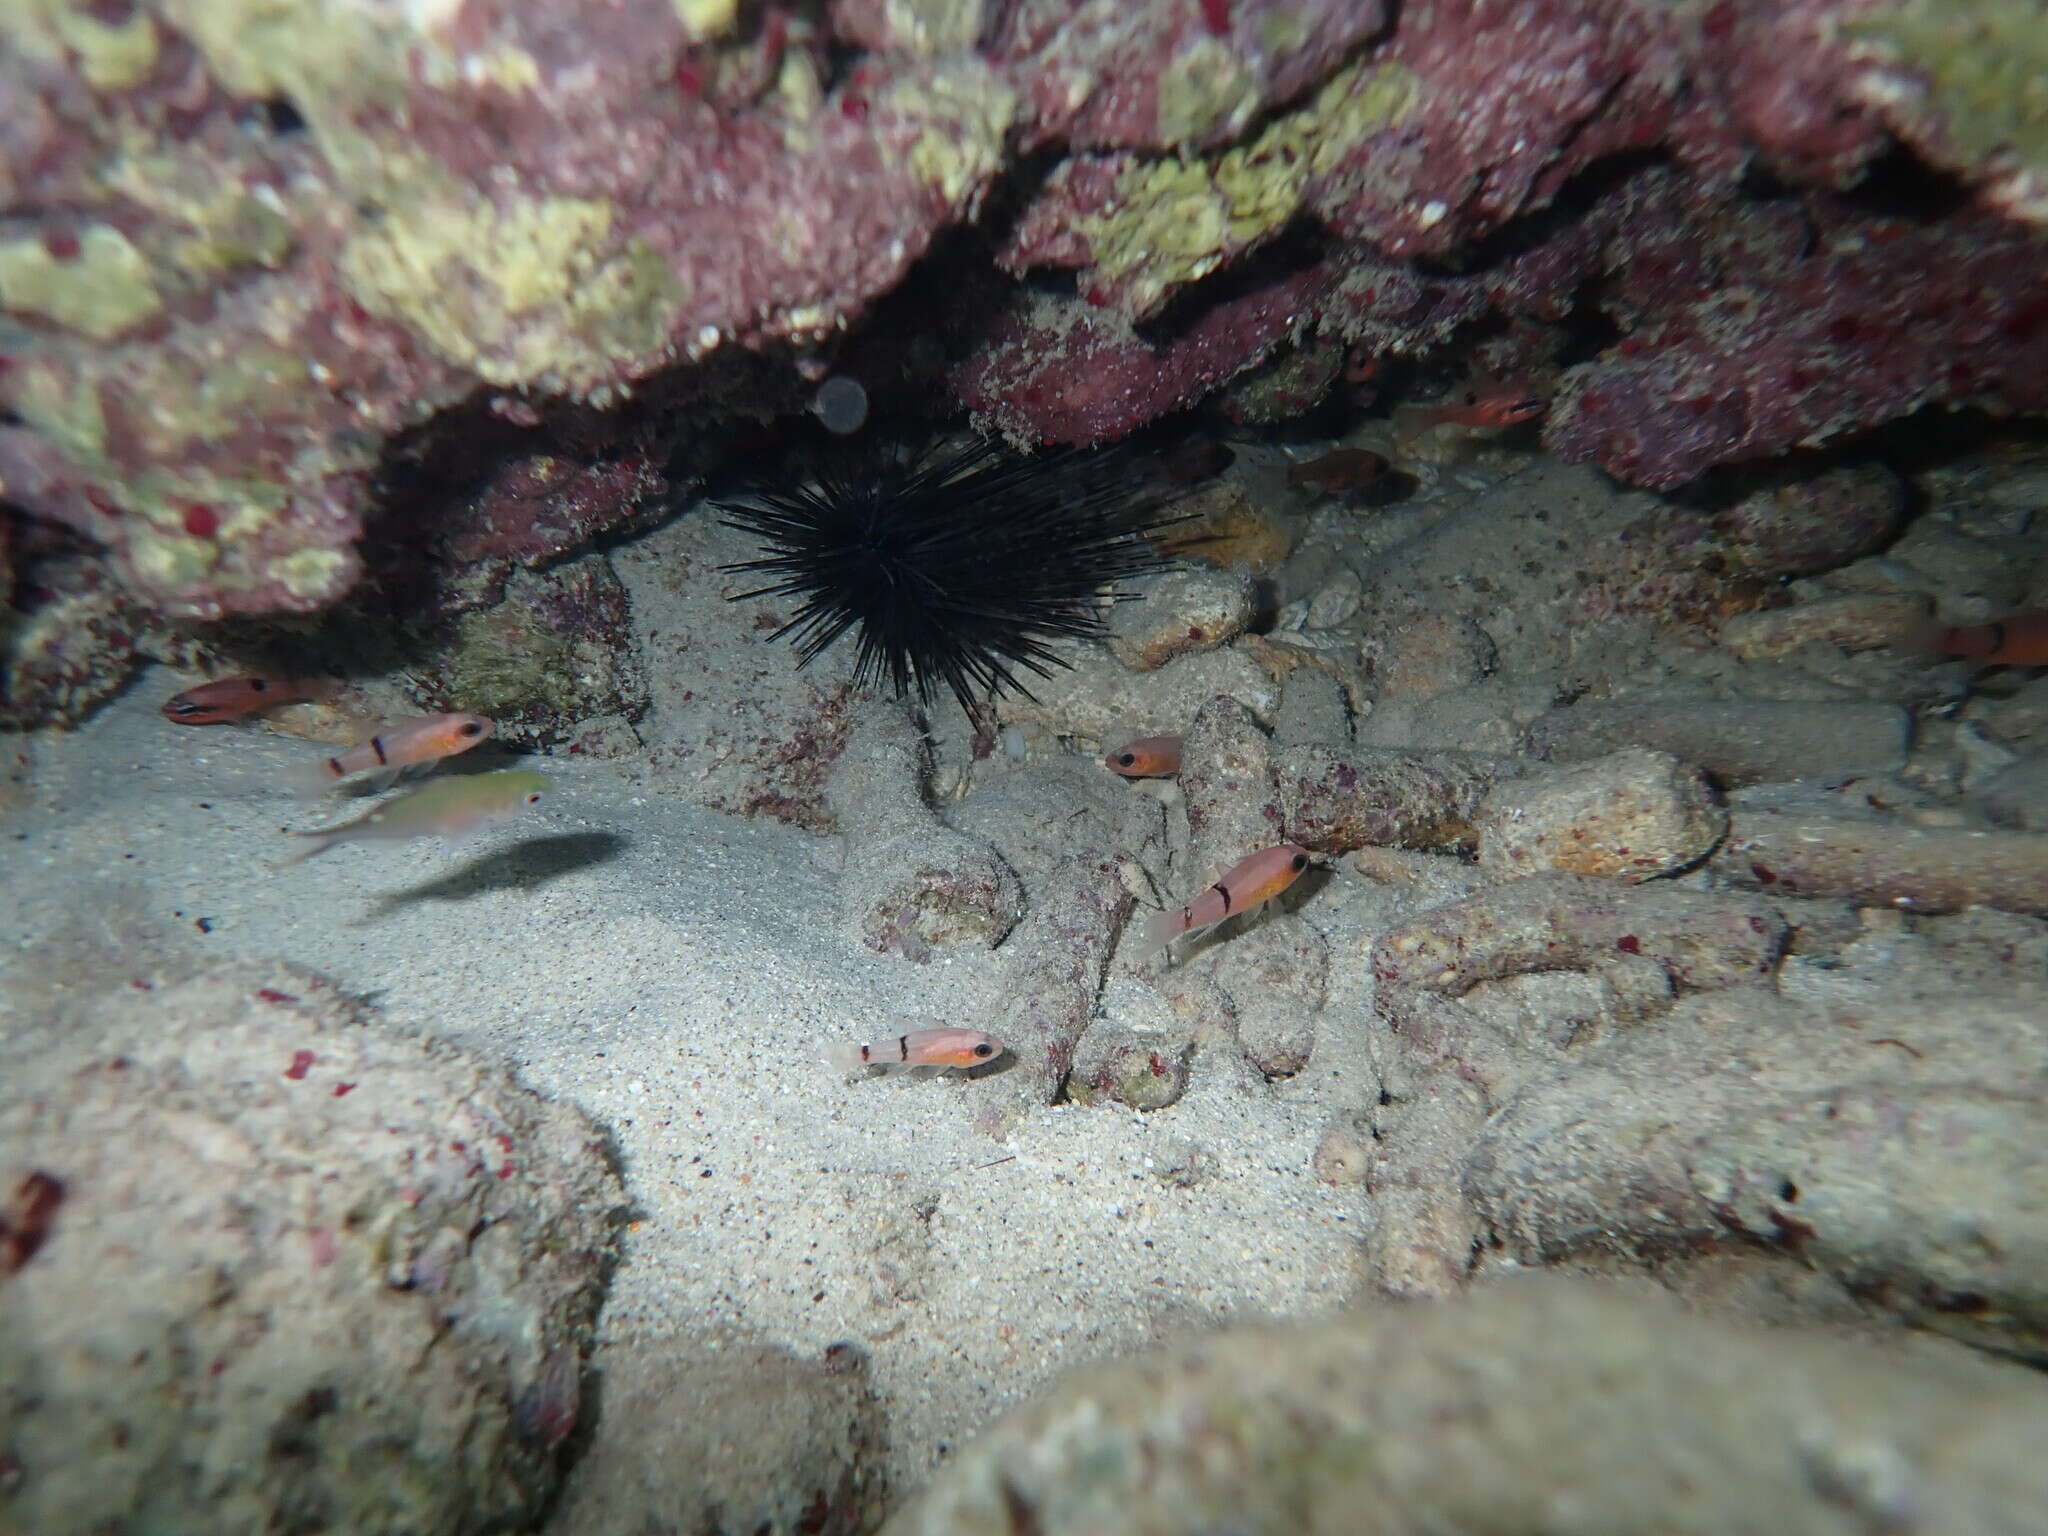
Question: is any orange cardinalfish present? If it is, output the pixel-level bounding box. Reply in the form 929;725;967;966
1104;734;1184;778
162;674;333;725
291;712;493;798
1405;385;1548;432
1141;842;1314;958
1923;611;2048;668
824;1027;1007;1077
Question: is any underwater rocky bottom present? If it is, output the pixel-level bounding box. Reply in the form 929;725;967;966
4;409;2048;1533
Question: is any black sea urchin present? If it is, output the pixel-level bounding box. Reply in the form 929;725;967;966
718;433;1180;719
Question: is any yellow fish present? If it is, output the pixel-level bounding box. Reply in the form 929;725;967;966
284;770;551;862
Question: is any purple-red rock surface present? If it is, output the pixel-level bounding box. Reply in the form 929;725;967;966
0;0;2043;620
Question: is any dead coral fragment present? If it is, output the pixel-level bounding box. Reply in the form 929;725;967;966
1476;747;1725;882
825;703;1022;961
1712;810;2048;916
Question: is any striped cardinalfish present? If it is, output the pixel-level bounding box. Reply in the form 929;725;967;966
1921;611;2048;668
1141;842;1313;958
1103;733;1184;778
282;770;550;862
824;1028;1006;1077
291;713;493;797
162;674;333;724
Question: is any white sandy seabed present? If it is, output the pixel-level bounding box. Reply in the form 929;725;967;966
2;676;1369;1495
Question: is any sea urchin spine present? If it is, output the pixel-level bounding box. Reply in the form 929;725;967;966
718;434;1182;720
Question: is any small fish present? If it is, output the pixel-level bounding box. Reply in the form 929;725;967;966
292;713;493;797
824;1027;1007;1076
1286;448;1391;496
1406;386;1547;431
1924;611;2048;667
162;675;331;725
1104;734;1184;778
283;769;550;862
1141;842;1313;957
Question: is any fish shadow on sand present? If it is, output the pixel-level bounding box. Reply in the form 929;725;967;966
358;831;626;921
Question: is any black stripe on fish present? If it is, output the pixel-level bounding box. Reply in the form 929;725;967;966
1209;880;1233;914
858;1044;872;1063
371;735;389;766
325;756;345;779
1986;621;2008;657
897;1035;910;1062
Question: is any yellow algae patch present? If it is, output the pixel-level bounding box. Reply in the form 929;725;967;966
1155;36;1261;146
10;363;109;468
44;0;161;90
1846;0;2048;219
115;344;307;458
1073;61;1421;315
126;530;221;592
0;226;163;340
881;0;985;56
672;0;737;40
342;190;684;387
275;546;353;602
890;62;1020;205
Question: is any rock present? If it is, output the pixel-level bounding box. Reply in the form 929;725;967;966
1476;746;1725;881
1211;918;1329;1078
419;553;648;743
0;959;620;1536
826;703;1022;961
882;1279;2048;1535
1715;593;1929;661
1105;565;1255;672
1713;464;1909;579
1979;675;2048;744
550;1335;886;1536
1979;754;2048;831
1468;987;2048;1360
1067;1023;1195;1111
1311;1120;1372;1185
1068;978;1196;1111
1305;566;1364;630
1361;609;1496;700
1713;808;2048;916
1150;482;1302;573
1527;698;1912;786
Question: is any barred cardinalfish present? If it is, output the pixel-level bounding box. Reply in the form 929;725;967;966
825;1028;1006;1076
1402;385;1547;435
283;770;550;862
1104;734;1183;778
162;675;333;724
1141;842;1313;958
1925;611;2048;667
292;713;493;797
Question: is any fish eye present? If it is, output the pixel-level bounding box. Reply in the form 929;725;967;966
525;793;542;804
1116;753;1135;767
248;679;268;692
461;722;484;736
1291;852;1309;872
972;1042;994;1058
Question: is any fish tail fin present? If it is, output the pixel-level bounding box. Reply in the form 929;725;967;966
823;1041;871;1073
276;831;337;866
288;755;350;801
1136;908;1184;961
